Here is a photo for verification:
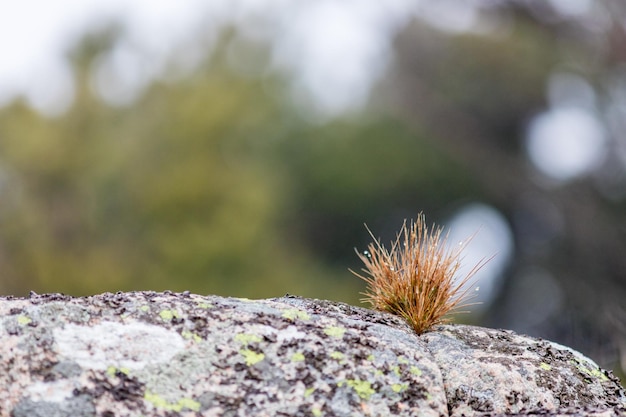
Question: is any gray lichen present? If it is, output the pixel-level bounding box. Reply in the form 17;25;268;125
0;291;624;417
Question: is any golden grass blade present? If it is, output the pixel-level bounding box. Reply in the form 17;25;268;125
351;213;490;334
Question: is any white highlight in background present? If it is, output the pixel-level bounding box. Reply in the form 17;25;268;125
525;107;607;182
447;203;513;312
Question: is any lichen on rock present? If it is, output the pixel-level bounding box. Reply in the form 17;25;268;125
0;291;624;416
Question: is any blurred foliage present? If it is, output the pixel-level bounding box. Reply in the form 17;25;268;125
0;28;478;305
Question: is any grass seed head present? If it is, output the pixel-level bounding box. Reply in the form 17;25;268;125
351;213;486;334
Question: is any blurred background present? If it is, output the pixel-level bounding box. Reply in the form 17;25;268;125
0;0;625;379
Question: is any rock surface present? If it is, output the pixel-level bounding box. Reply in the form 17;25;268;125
0;291;624;417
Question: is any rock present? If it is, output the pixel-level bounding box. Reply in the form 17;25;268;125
0;291;624;417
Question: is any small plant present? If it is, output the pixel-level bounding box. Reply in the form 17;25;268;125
351;213;487;334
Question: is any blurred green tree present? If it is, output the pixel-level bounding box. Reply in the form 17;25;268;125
0;30;314;298
0;28;478;305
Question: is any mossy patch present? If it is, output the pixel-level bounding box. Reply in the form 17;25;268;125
324;326;346;338
194;301;213;309
106;366;130;377
159;309;179;321
282;308;310;321
144;391;201;412
234;333;262;344
570;358;609;381
392;383;408;393
240;349;265;366
181;330;202;342
330;351;344;360
338;379;375;400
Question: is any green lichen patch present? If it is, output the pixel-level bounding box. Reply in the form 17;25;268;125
234;333;262;345
540;362;551;371
240;349;265;366
144;391;201;412
570;358;609;382
323;326;346;338
392;383;408;393
194;301;213;309
282;308;311;321
338;379;376;400
330;351;344;361
410;366;422;376
159;309;179;321
106;366;131;377
181;330;202;342
17;315;32;325
291;352;305;362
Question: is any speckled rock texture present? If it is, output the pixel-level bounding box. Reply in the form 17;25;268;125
0;291;624;417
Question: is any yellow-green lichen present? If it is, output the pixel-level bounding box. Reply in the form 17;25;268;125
312;407;322;416
540;362;551;371
570;359;609;381
195;301;213;309
282;309;311;321
241;349;265;366
144;391;201;412
338;379;375;400
391;383;408;393
291;352;305;362
304;387;315;398
106;366;130;377
410;366;422;376
17;315;32;325
398;356;409;364
324;326;346;338
139;305;150;312
159;309;179;321
366;354;375;361
391;365;400;376
181;330;202;342
330;351;344;360
235;333;262;345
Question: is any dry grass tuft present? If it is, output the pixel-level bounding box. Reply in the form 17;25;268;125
351;213;488;334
